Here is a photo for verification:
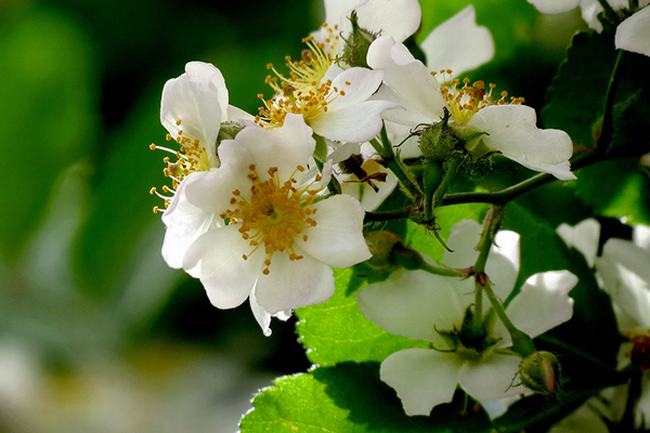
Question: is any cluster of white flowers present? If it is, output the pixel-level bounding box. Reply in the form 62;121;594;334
147;0;650;421
558;219;650;429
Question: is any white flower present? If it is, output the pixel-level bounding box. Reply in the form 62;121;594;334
357;220;577;416
154;61;251;269
258;62;397;144
320;0;422;45
176;114;371;335
366;10;576;180
595;223;650;428
556;218;601;267
528;0;650;57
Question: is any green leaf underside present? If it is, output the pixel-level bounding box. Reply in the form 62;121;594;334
296;204;487;366
240;363;490;433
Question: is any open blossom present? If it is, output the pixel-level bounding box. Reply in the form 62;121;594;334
528;0;650;57
357;220;577;416
173;114;371;334
367;21;576;180
558;219;650;428
151;61;250;269
257;37;397;144
595;223;650;428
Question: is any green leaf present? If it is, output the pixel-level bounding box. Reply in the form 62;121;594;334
240;362;490;433
296;269;424;366
0;9;97;259
608;89;650;157
575;159;650;225
542;32;615;148
297;205;486;366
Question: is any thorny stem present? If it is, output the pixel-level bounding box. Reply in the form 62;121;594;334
473;206;536;357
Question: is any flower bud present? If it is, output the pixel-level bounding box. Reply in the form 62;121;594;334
218;121;245;142
418;108;461;162
341;11;377;68
519;351;562;396
355;231;402;275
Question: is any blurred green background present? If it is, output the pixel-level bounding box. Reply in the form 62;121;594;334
0;0;582;431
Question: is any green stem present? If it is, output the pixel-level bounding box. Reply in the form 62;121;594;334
419;261;468;278
471;206;504;334
598;49;625;154
425;157;462;221
472;205;536;357
441;153;596;206
597;0;620;22
364;207;411;222
370;138;422;200
483;281;536;357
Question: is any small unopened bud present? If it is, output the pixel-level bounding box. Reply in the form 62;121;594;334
418;108;461;162
357;231;402;275
218;121;245;142
519;351;562;396
341;11;377;68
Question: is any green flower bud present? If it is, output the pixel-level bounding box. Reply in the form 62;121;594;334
341;11;378;68
356;231;402;275
519;351;562;396
418;108;461;162
218;121;245;142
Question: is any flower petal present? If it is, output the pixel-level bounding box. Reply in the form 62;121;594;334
494;271;577;344
235;114;316;180
311;100;398;143
161;173;215;270
184;165;245;216
249;289;292;337
183;225;262;309
444;220;520;304
458;353;525;400
556;218;600;267
255;252;334;314
637;375;650;429
356;0;422;42
160;61;228;162
633;224;650;252
340;170;398;211
466;105;576;180
380;348;461;416
367;36;446;122
615;6;650;58
597;238;650;328
527;0;580;14
480;397;520;419
420;5;494;76
327;67;384;111
297;194;371;268
357;269;463;343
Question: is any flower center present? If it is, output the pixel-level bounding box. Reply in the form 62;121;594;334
627;331;650;371
220;164;322;275
434;71;525;125
256;29;345;128
149;119;211;214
